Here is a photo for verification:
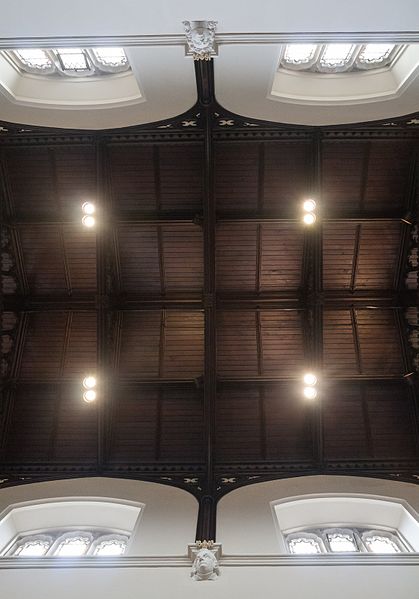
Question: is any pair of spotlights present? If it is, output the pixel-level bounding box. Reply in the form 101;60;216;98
82;375;97;403
82;202;96;228
302;199;317;225
303;372;318;399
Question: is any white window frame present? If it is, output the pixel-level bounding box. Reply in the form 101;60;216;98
88;533;129;556
286;531;325;554
7;534;54;557
361;529;407;553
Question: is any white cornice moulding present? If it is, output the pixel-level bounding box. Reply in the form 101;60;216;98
0;31;419;50
1;553;419;569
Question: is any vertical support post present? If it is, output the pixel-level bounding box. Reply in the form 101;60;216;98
195;59;217;542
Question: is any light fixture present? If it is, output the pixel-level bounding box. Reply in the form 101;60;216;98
303;372;317;386
303;213;316;225
83;389;97;403
82;202;95;215
303;199;316;212
83;376;96;389
303;387;318;400
82;215;95;228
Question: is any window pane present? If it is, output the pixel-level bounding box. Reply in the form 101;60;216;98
15;49;52;70
364;534;401;554
358;44;395;64
56;48;90;71
288;537;322;554
283;44;317;65
92;47;127;67
15;540;51;557
55;535;91;556
319;44;355;68
327;532;358;552
93;539;127;556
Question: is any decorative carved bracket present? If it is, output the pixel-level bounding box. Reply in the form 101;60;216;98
183;21;217;60
189;542;221;581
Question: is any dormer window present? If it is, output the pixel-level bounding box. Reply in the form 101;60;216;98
13;49;54;73
56;48;91;73
4;530;129;557
4;47;130;77
280;43;402;73
285;527;410;554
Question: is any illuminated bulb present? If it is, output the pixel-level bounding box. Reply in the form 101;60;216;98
82;215;95;228
83;389;97;403
83;376;96;389
303;372;317;386
82;202;95;215
303;213;316;225
303;386;318;400
303;199;316;212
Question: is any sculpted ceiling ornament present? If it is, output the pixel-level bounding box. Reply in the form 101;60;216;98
183;21;217;60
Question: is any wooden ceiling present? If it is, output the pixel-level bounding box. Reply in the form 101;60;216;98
1;61;418;539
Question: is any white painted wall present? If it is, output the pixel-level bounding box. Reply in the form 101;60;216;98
0;478;198;555
1;562;419;599
1;0;418;37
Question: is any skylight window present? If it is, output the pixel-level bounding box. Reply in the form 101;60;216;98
288;534;323;554
283;44;318;68
92;536;127;556
13;537;52;557
285;526;411;554
56;48;90;72
4;530;129;557
4;47;130;78
55;534;91;557
362;531;404;554
280;43;401;74
318;44;355;71
92;47;128;68
357;44;396;68
326;530;358;552
14;49;52;70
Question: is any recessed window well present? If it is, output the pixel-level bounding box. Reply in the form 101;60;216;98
286;527;409;554
280;43;402;73
4;47;130;77
5;530;128;557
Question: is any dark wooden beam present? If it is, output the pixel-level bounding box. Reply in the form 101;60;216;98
5;289;418;313
349;225;361;292
310;133;324;469
196;59;217;542
217;374;405;383
96;141;112;473
194;60;215;106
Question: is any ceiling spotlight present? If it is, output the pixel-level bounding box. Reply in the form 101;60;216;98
83;389;97;403
303;386;318;400
303;213;316;225
303;372;317;386
82;202;95;215
82;215;95;228
83;376;97;389
303;199;316;212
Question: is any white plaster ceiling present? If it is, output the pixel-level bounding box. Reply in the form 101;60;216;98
0;0;419;129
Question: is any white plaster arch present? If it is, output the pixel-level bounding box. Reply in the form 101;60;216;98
0;477;198;556
217;475;419;554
